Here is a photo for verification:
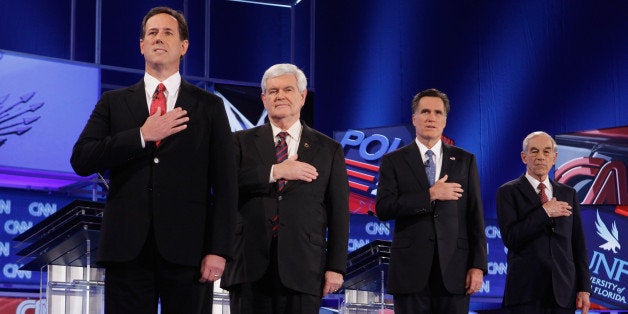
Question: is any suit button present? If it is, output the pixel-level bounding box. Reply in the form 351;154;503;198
278;195;283;201
153;157;159;164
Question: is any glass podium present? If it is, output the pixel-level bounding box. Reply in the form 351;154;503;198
341;240;394;313
13;200;105;314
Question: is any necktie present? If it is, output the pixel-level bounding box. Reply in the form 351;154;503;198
272;131;288;237
425;150;436;186
150;83;166;147
538;182;549;203
275;132;288;191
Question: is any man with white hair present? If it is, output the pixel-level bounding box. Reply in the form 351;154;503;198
221;63;350;314
496;131;591;313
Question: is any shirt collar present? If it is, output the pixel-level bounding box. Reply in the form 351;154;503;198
144;72;181;96
525;172;551;191
271;120;302;141
415;138;442;160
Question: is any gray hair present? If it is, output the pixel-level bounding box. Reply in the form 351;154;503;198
522;131;557;152
261;63;307;94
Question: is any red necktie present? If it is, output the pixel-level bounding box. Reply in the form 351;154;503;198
538;182;549;203
150;83;166;147
272;131;288;237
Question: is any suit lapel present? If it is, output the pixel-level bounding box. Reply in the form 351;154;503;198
174;80;197;112
296;123;319;165
441;144;455;180
125;81;150;127
254;125;277;167
515;175;542;205
282;123;319;192
550;180;567;202
402;144;430;189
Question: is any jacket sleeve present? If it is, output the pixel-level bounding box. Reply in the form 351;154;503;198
324;143;350;274
570;191;591;292
70;91;148;176
206;95;238;260
466;155;488;273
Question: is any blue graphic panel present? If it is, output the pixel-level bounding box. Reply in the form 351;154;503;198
0;50;99;174
347;213;393;253
334;125;415;215
0;188;76;291
582;206;628;309
482;219;507;300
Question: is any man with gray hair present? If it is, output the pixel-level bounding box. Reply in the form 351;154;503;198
221;63;350;314
496;131;591;313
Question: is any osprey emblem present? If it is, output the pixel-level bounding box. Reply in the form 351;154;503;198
595;210;620;253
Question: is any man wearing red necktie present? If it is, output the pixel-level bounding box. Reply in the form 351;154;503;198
221;63;350;314
496;131;591;313
71;6;237;314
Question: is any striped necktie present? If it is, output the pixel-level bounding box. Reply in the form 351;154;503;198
275;131;288;191
538;182;549;203
272;131;288;237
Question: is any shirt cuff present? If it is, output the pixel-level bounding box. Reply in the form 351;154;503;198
139;129;146;148
269;165;276;183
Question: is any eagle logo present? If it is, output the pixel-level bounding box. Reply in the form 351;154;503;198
595;210;620;253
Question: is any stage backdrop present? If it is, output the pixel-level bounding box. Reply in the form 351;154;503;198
556;126;628;309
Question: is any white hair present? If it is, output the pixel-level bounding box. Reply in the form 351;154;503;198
522;131;557;152
261;63;307;94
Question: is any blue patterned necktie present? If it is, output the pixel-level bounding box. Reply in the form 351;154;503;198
425;149;436;186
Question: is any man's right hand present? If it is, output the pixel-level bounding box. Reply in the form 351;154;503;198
542;197;572;217
429;174;463;201
140;107;189;142
273;154;318;182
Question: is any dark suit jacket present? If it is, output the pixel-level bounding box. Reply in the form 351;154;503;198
221;122;350;297
496;175;590;308
375;142;487;294
70;79;237;267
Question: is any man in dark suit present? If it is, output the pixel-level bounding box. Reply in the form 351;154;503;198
70;7;237;314
221;63;350;314
496;131;591;314
375;88;487;314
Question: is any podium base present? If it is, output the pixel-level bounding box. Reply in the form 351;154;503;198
46;265;105;314
340;289;394;313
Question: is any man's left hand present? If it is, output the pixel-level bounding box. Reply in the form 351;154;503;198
576;291;590;314
199;254;226;283
465;268;484;295
322;271;343;296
